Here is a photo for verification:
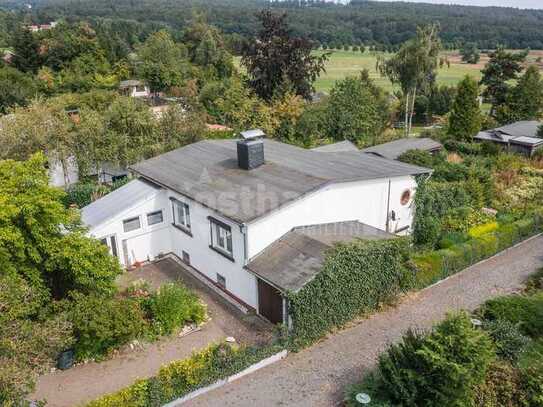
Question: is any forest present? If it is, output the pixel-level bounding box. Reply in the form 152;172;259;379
1;0;543;50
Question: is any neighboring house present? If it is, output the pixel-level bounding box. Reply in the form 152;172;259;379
48;158;127;187
81;133;430;323
360;138;443;160
311;140;358;152
475;121;543;156
119;80;151;98
28;22;57;32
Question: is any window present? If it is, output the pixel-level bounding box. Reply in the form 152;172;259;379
172;199;191;231
400;190;412;206
182;251;191;265
210;217;233;259
123;216;141;233
217;273;226;289
99;235;118;258
147;210;163;226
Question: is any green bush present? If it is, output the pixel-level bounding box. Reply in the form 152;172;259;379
412;214;543;288
287;238;412;349
481;293;543;338
520;364;543;407
373;313;495;406
527;268;543;293
85;342;283;407
144;283;206;336
69;293;148;360
483;319;531;362
472;361;527;407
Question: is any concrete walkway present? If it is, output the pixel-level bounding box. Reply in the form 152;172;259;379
32;259;271;407
187;235;543;407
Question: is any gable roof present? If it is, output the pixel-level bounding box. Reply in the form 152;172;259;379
130;139;430;224
495;121;541;138
81;179;161;230
246;221;394;292
360;138;443;160
475;121;543;147
311;140;359;152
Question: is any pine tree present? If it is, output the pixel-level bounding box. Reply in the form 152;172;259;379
11;28;41;73
507;66;543;122
448;75;482;141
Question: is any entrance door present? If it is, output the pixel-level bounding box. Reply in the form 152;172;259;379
258;279;284;324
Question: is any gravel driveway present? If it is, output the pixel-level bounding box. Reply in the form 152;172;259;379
186;234;543;407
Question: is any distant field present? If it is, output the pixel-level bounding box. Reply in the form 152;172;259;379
235;50;543;93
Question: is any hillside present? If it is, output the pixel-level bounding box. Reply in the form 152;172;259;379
2;0;543;49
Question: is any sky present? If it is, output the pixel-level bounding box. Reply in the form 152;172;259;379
372;0;543;9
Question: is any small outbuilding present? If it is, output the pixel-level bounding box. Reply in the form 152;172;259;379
119;80;150;98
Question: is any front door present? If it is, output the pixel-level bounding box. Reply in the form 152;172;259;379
258;279;284;324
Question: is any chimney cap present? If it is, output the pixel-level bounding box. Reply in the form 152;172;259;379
240;129;265;140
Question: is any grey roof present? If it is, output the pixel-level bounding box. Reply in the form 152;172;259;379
311;140;359;152
495;121;541;138
360;138;443;160
130;139;430;224
246;221;394;292
81;179;161;229
119;79;143;88
475;121;543;147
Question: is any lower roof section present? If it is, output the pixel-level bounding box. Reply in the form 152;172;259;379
246;221;394;293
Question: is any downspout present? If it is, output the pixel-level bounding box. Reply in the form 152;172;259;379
385;179;392;233
240;224;248;265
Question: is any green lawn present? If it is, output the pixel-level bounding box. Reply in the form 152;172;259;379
234;50;484;93
313;50;482;92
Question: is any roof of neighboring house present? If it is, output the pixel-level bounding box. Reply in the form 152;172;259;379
119;80;143;88
246;221;395;292
81;179;161;230
311;140;359;152
495;121;541;138
360;138;443;160
130;139;431;224
475;121;543;147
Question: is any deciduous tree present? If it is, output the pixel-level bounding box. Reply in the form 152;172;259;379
241;10;328;101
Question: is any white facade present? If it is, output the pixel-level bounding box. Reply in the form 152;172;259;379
48;156;79;187
83;174;418;312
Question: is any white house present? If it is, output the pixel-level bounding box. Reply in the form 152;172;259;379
81;134;431;323
119;80;151;98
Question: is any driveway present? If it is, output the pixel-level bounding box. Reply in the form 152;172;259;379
32;258;272;407
186;234;543;407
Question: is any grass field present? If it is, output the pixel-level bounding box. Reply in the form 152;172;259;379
313;50;484;92
235;49;543;93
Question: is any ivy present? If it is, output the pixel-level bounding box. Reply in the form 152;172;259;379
287;238;412;349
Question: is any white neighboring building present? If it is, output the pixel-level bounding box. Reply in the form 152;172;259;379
81;136;431;323
119;80;151;98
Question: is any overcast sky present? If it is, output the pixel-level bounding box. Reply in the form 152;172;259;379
373;0;543;9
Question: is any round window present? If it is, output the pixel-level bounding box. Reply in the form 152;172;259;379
400;190;411;206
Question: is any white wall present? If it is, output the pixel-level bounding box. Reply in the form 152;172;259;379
246;176;417;259
88;190;172;266
48;156;79;187
166;191;258;309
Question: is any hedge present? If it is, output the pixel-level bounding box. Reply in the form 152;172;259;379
412;212;543;288
287;238;412;349
85;342;283;407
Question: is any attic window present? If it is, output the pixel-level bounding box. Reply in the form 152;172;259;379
400;190;411;206
123;216;141;233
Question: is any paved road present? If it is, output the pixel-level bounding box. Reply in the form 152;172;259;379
187;235;543;407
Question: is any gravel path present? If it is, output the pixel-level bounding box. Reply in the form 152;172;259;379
187;234;543;407
32;259;271;407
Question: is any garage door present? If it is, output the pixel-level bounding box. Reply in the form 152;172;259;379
257;279;284;324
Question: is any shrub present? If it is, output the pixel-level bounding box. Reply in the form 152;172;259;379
85;343;283;407
483;319;531;362
520;364;543;407
526;268;543;293
481;293;543;338
468;221;498;238
145;283;206;336
472;361;527;407
375;313;495;406
69;293;148;360
287;238;412;348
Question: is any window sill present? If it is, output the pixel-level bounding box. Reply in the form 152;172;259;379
172;223;193;237
209;245;235;262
